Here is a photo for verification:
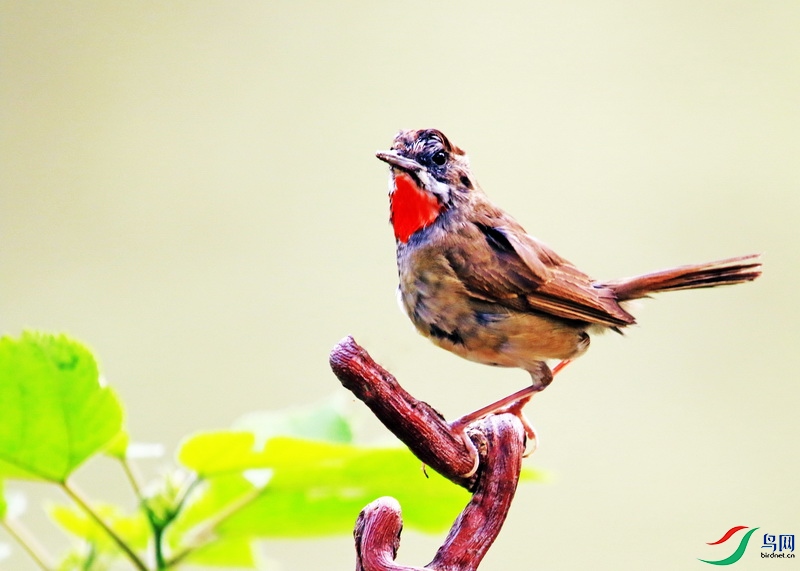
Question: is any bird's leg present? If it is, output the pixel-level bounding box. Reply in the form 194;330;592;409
447;384;540;472
497;393;539;456
450;360;571;455
551;358;572;376
449;383;542;434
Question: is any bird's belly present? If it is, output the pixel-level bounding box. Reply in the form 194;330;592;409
433;310;589;367
399;280;589;369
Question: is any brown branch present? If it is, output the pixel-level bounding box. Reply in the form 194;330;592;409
330;336;479;487
330;336;526;571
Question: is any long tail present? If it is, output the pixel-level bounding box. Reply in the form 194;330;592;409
601;254;762;302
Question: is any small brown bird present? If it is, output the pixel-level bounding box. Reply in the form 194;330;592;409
376;128;761;435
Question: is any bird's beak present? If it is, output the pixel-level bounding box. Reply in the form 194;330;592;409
375;150;422;173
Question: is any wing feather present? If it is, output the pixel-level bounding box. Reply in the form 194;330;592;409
445;214;635;327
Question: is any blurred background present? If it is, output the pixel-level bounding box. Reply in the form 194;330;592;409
2;2;798;570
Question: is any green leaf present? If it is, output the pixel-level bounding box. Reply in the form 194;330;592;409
166;474;258;566
183;537;256;568
167;472;255;547
0;332;124;482
55;546;115;571
178;399;357;476
232;399;354;446
177;436;470;536
48;502;150;552
0;480;6;519
177;428;549;538
227;438;469;535
520;465;550;482
104;430;130;460
177;431;260;477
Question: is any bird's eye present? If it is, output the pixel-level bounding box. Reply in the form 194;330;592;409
431;150;447;166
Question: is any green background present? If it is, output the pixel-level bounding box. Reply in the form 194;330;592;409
2;2;798;569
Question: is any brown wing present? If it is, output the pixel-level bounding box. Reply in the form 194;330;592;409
444;209;635;328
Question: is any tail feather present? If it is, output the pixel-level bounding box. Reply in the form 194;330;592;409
601;254;762;302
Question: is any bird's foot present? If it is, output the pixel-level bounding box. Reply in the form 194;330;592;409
449;384;542;460
495;393;539;456
551;358;572;376
449;383;540;434
449;359;572;457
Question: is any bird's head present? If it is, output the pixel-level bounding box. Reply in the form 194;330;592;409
376;129;476;243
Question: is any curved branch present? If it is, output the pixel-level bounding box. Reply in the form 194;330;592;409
330;336;479;488
330;336;526;571
429;415;523;570
355;497;423;571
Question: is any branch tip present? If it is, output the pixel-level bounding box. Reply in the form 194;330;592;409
331;336;526;571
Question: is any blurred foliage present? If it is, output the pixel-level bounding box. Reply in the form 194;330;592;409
0;333;123;482
0;332;543;570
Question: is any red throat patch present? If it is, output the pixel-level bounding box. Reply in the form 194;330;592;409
390;173;442;243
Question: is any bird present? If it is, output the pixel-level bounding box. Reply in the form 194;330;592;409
375;128;762;441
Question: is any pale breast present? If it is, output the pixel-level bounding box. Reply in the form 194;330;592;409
396;235;590;372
